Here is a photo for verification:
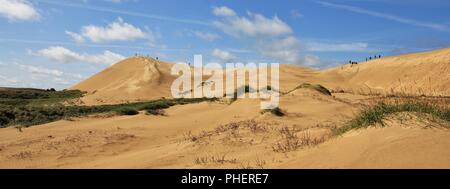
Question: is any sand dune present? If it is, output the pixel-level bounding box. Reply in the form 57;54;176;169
1;48;450;168
320;48;450;96
71;57;176;105
0;89;354;168
280;114;450;168
1;96;448;168
71;48;450;105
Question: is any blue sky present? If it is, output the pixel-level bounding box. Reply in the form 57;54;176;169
1;0;450;89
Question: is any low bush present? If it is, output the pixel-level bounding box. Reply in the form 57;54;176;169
116;107;139;115
261;107;285;117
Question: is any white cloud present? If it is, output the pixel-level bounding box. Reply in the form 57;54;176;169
65;31;85;43
18;64;64;77
0;0;40;22
32;46;125;65
305;42;369;52
194;31;220;42
211;6;300;63
256;36;301;63
35;46;83;63
0;74;18;84
213;7;292;37
212;48;235;62
84;50;126;65
69;17;148;43
302;54;321;67
212;6;236;17
0;62;86;89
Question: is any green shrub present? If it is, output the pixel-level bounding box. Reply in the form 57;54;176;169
146;109;166;116
261;107;285;117
116;107;139;115
142;101;173;110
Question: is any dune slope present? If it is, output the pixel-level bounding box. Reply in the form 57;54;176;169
321;48;450;96
71;48;450;105
71;57;176;105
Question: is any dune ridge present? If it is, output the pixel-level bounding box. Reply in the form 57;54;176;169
1;48;449;168
71;48;450;105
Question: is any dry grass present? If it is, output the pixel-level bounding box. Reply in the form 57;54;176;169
272;127;326;153
335;97;450;135
194;154;238;165
146;109;166;116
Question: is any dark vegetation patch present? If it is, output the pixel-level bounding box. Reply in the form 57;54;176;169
0;88;84;106
261;107;285;117
226;85;278;103
116;107;139;115
0;87;216;128
286;83;331;96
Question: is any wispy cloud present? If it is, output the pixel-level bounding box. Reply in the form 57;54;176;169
316;1;450;32
29;46;126;65
35;0;210;26
193;31;220;42
304;41;372;52
0;38;207;52
212;48;235;62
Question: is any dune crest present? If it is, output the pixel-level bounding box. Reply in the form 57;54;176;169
71;57;176;105
321;48;450;96
71;48;450;105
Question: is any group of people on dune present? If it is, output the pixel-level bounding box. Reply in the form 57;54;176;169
349;55;382;65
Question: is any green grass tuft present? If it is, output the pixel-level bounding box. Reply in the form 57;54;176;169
287;83;331;96
335;102;450;135
141;101;173;110
116;107;139;115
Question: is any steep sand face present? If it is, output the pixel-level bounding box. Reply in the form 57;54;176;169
71;56;319;105
320;48;450;96
71;57;176;105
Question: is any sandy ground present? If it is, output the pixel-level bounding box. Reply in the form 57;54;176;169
1;90;449;168
1;48;450;168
